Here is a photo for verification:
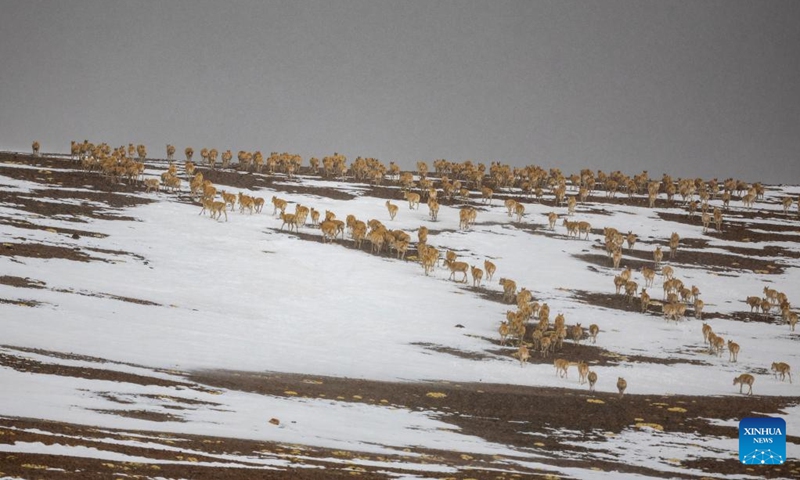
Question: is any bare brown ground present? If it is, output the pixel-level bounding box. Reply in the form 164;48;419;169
2;152;800;478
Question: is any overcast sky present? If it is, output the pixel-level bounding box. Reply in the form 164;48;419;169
1;0;798;183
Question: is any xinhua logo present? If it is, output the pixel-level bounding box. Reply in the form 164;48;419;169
739;417;786;465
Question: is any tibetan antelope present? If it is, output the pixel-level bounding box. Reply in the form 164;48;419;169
669;232;680;259
518;344;530;366
733;374;754;395
404;190;421;210
771;362;792;383
728;340;740;362
386;200;399;220
547;212;558;230
617;377;627;397
702;322;712;344
484;260;496;281
626;231;637;250
554;358;570;378
499;278;517;303
470;265;483;287
694;298;704;319
504;198;517;217
280;212;298;232
571;323;584;345
577;362;589;384
653;246;663;267
445;259;469;283
640;289;651;314
589;324;599;343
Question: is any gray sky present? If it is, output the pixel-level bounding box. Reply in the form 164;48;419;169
1;0;798;183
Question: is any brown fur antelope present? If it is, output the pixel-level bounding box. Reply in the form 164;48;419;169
713;207;723;230
626;231;637;250
220;191;236;211
386;200;399;220
271;196;288;216
772;362;792;383
694;298;704;319
499;322;511;346
760;298;772;317
625;280;638;304
661;265;674;280
548;212;558;230
470;265;483;287
351;221;367;249
733;374;754;395
641;267;655;287
481;186;493;204
571;323;584;345
746;296;761;312
669;232;680;259
653;246;663;267
428;198;440;221
280;212;298;232
588;371;598;392
144;178;160;193
577;221;591;240
702;322;712;344
238;193;255;215
166;144;176;160
617;377;627;397
210;201;228;222
320;220;338;243
562;219;579;238
518;344;530;366
445;259;470;283
702;211;711;232
417;225;428;245
554;358;570;378
404;190;421;210
539;336;552;357
199;198;213;216
614;275;626;295
32;141;40;156
253;197;265;213
782;197;793;215
504;198;517;217
499;278;517;303
640;289;651;313
589;324;599;343
612;248;622;269
711;334;725;357
484;260;496;281
459;207;477;230
577;362;589;384
763;286;779;304
514;202;525;222
728;340;740;362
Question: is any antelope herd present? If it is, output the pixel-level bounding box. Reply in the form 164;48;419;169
37;140;800;397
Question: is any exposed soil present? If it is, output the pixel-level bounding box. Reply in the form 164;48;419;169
657;211;800;244
7;352;788;479
577;244;786;275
